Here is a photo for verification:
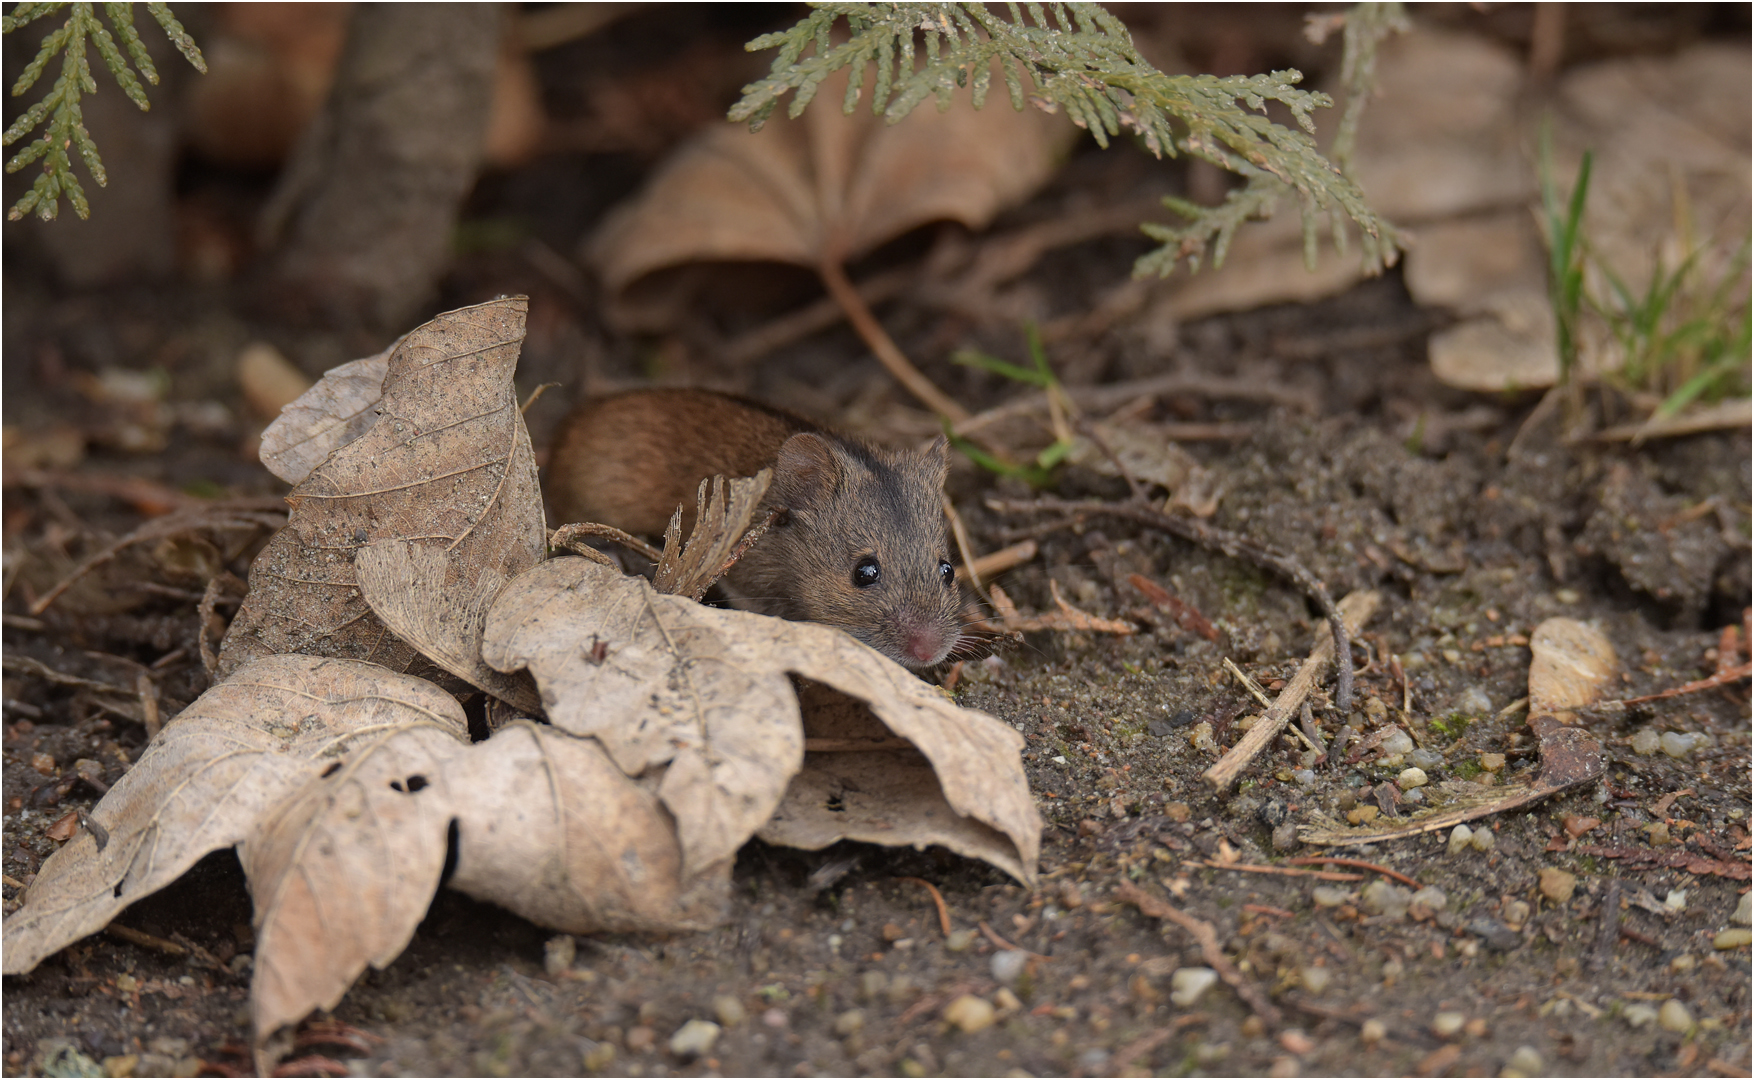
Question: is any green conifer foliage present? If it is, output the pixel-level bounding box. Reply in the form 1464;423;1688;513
2;1;205;221
731;2;1405;279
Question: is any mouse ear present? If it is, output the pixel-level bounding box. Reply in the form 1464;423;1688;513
771;432;841;509
919;435;950;487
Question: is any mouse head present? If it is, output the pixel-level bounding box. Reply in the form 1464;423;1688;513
752;432;963;667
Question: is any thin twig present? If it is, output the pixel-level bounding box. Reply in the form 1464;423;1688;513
1114;881;1281;1026
896;877;952;937
1284;856;1419;888
977;920;1050;960
987;496;1358;712
818;258;969;422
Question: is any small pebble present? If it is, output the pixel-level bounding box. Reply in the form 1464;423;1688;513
1279;1029;1315;1054
1538;868;1576;904
833;1009;864;1037
1622;1003;1658;1029
1299;966;1331;994
1409;886;1447;921
712;995;746;1028
1432;1011;1466;1038
543;935;576;977
1455;686;1493;716
1646;821;1671;845
1712;927;1752;950
761;1007;788;1029
1075;1048;1110;1073
860;970;888;1000
1380;730;1414;758
1734;892;1752;927
1669;954;1696;975
993;987;1021;1014
1466;919;1520;952
1628;729;1661;755
945;928;977;952
1397;767;1428;790
1660;731;1705;758
1170;967;1218;1006
1360;1018;1386;1045
1504;1045;1543;1076
1470;827;1495;852
943;994;996;1034
668;1019;720;1059
1657;999;1693;1033
1312;885;1350;908
1409;748;1444;770
1663;889;1688;913
1478;752;1505;771
990;949;1028;987
1448;825;1474;855
1502;899;1531;930
583;1043;616;1071
624;1026;655;1052
1361;880;1411;920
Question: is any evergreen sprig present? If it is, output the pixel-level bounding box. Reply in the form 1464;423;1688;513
730;2;1404;279
2;2;205;222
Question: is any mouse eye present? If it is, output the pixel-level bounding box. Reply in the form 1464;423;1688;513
852;555;881;588
939;560;955;586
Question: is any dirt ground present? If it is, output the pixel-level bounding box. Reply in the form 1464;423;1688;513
3;6;1750;1078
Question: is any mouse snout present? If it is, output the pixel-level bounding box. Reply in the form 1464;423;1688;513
896;611;954;667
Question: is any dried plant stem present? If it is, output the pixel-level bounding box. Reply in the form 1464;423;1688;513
818;258;970;423
1205;590;1379;793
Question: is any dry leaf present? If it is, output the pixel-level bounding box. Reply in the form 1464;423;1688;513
258;341;397;485
1527;617;1617;722
1;655;469;977
482;557;1040;885
589;66;1073;329
220;298;546;702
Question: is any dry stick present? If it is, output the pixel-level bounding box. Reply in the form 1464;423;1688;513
550;521;663;564
961;538;1037;584
1205;590;1378;792
1114;881;1281;1027
896;877;952;937
1285;856;1419;888
977;919;1050;960
817;258;971;423
988;496;1361;713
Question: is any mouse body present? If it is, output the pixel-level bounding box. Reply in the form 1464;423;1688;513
547;389;966;667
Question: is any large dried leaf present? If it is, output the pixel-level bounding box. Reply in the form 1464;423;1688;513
244;721;466;1037
257;341;398;486
482;557;1040;885
219;298;546;704
589;67;1074;329
1;655;469;976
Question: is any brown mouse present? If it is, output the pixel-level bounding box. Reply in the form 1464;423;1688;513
547;389;967;667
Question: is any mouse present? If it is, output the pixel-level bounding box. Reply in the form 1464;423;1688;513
546;388;968;667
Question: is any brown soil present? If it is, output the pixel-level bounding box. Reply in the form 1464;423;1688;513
3;7;1749;1078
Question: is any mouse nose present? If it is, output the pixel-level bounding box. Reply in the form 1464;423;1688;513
905;627;947;665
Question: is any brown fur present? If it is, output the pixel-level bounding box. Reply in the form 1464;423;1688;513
547;389;965;667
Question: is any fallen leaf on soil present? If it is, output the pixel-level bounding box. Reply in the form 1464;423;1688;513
1;655;470;977
588;66;1073;330
482;557;1041;886
1300;617;1611;845
220;298;546;704
1067;420;1221;517
258;341;397;485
